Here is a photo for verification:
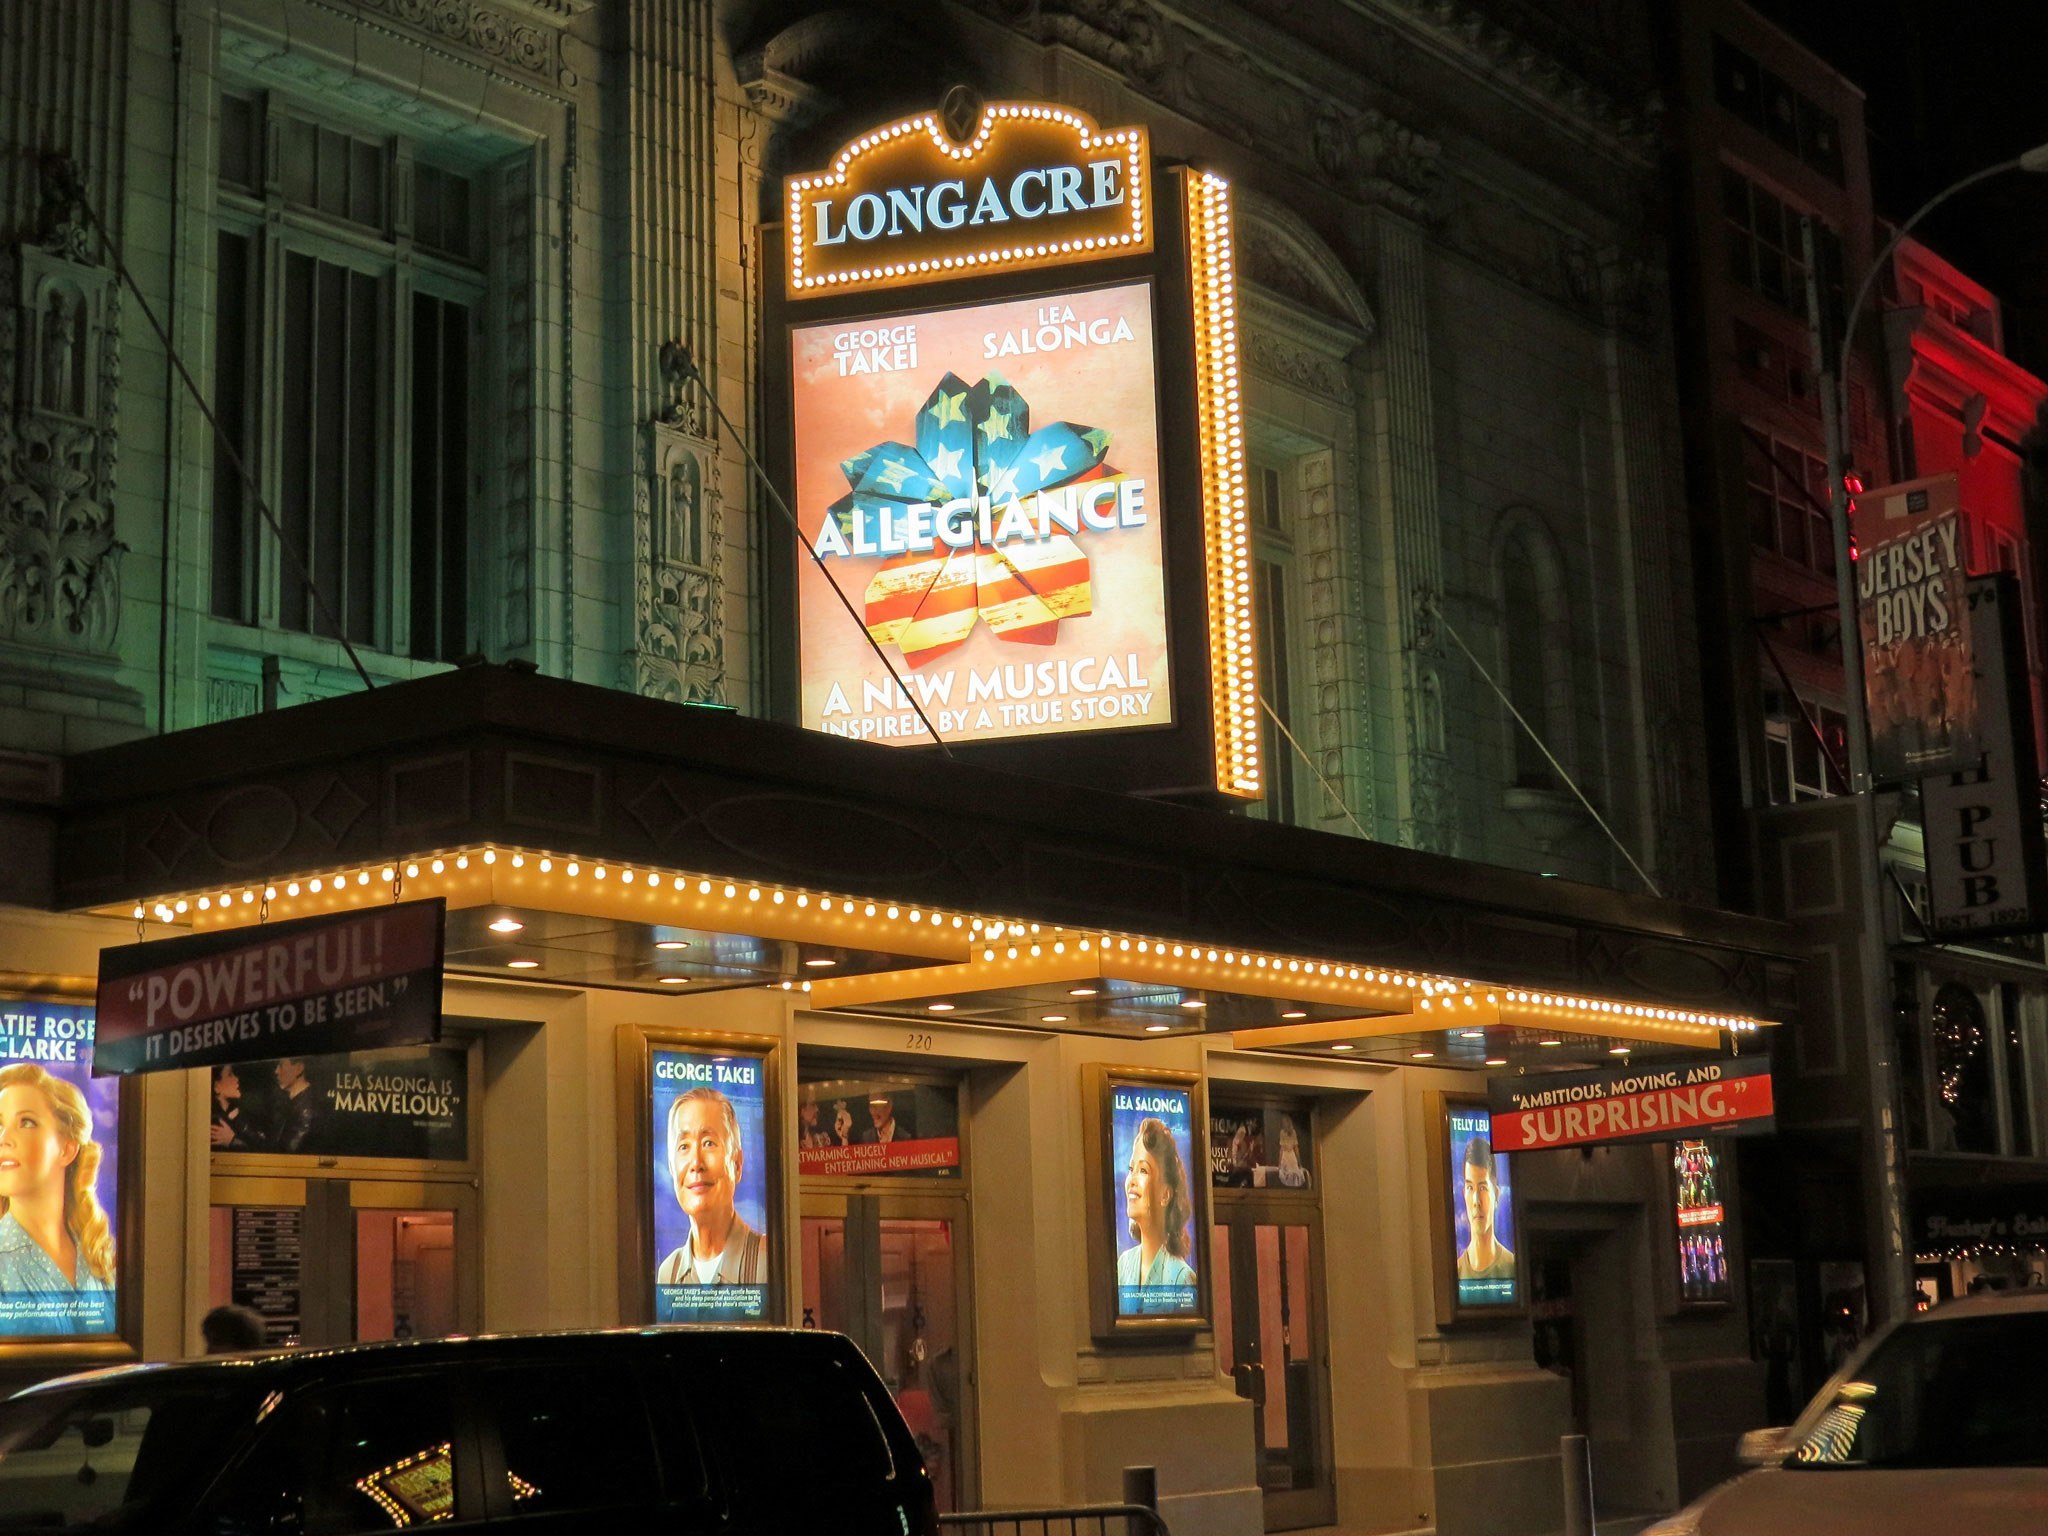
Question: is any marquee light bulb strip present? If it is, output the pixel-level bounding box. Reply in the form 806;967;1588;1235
110;849;1770;1046
785;104;1149;295
1187;171;1260;798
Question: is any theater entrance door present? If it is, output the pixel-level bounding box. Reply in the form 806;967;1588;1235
801;1189;977;1512
207;1176;479;1348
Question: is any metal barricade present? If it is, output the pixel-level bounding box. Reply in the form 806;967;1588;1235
939;1465;1170;1536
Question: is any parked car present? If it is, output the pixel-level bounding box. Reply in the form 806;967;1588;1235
0;1326;939;1534
1645;1290;2048;1535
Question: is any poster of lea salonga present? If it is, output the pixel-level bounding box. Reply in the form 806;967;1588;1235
1109;1081;1199;1318
651;1049;769;1323
792;280;1172;746
0;1001;119;1338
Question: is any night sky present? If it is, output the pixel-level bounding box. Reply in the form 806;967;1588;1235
1748;0;2048;375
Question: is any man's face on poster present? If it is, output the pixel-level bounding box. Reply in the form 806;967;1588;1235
869;1095;893;1133
671;1096;739;1226
1462;1155;1499;1246
275;1058;305;1092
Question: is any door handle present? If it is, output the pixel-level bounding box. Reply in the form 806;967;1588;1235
1232;1362;1255;1400
1250;1360;1267;1407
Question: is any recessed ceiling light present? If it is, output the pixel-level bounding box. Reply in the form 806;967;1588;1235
1041;1013;1068;1023
654;939;689;951
488;916;523;935
1180;999;1206;1010
1280;1009;1307;1020
1144;1023;1172;1033
1609;1045;1630;1055
1485;1057;1508;1067
1459;1030;1484;1040
1069;987;1099;997
804;957;837;968
659;976;689;986
506;958;540;970
1412;1051;1435;1060
1539;1038;1563;1047
927;1002;955;1013
1330;1043;1355;1052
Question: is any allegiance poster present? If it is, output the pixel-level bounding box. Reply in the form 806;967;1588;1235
0;1001;119;1338
651;1048;769;1323
1108;1080;1199;1319
792;280;1172;745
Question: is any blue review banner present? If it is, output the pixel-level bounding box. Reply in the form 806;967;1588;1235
652;1048;769;1323
1109;1080;1198;1318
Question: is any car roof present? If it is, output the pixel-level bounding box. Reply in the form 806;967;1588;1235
8;1325;844;1400
1910;1288;2048;1321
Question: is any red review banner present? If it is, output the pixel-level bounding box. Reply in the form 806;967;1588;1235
798;1137;961;1177
1488;1058;1774;1153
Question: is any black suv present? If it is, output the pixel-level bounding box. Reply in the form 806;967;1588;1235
0;1327;938;1534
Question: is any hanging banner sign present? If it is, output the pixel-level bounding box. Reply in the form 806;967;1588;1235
786;100;1150;297
1921;574;2048;938
1853;472;1977;781
1486;1055;1774;1152
94;900;446;1076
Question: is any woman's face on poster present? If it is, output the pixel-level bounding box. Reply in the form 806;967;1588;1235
1125;1139;1164;1232
0;1084;76;1201
215;1065;241;1102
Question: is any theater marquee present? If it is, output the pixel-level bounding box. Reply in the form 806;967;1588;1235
771;97;1259;800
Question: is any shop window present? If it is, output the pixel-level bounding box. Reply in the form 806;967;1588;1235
1723;167;1844;322
1494;514;1574;790
1760;700;1846;805
1742;426;1834;574
1930;982;1998;1154
211;92;481;663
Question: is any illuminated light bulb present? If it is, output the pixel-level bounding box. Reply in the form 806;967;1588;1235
431;859;445;874
198;896;212;910
308;881;322;894
594;866;607;880
1145;1023;1173;1034
654;939;688;951
1041;1014;1068;1024
1485;1058;1508;1067
489;917;524;935
1181;999;1206;1010
176;898;191;913
928;1002;955;1013
1331;1043;1356;1052
506;959;540;970
483;850;497;865
659;977;689;986
1280;1010;1307;1020
1539;1039;1563;1048
1413;1051;1435;1060
537;859;551;873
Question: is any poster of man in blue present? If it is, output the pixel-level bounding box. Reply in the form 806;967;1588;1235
652;1049;769;1322
0;1001;118;1337
1450;1106;1518;1307
1109;1082;1198;1318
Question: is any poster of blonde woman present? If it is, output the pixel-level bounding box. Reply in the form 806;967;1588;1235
0;1002;119;1336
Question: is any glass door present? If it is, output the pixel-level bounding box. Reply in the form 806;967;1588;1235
210;1177;478;1348
802;1191;975;1512
1213;1203;1335;1530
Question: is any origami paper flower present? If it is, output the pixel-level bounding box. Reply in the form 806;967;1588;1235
825;372;1111;668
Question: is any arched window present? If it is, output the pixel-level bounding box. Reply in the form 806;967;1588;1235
1492;512;1574;789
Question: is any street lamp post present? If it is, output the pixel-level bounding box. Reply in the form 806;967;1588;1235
1800;141;2048;1323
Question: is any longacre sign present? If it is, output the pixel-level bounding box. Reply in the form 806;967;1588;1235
787;101;1151;296
1486;1056;1774;1153
94;900;446;1076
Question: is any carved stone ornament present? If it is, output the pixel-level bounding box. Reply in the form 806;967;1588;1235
635;404;725;707
1;222;125;656
1039;0;1168;84
354;0;559;80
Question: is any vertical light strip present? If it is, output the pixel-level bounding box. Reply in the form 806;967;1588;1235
1187;172;1260;799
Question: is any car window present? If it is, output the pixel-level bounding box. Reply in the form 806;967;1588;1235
298;1373;465;1532
685;1339;899;1516
1789;1311;2048;1469
482;1364;659;1516
0;1379;265;1532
